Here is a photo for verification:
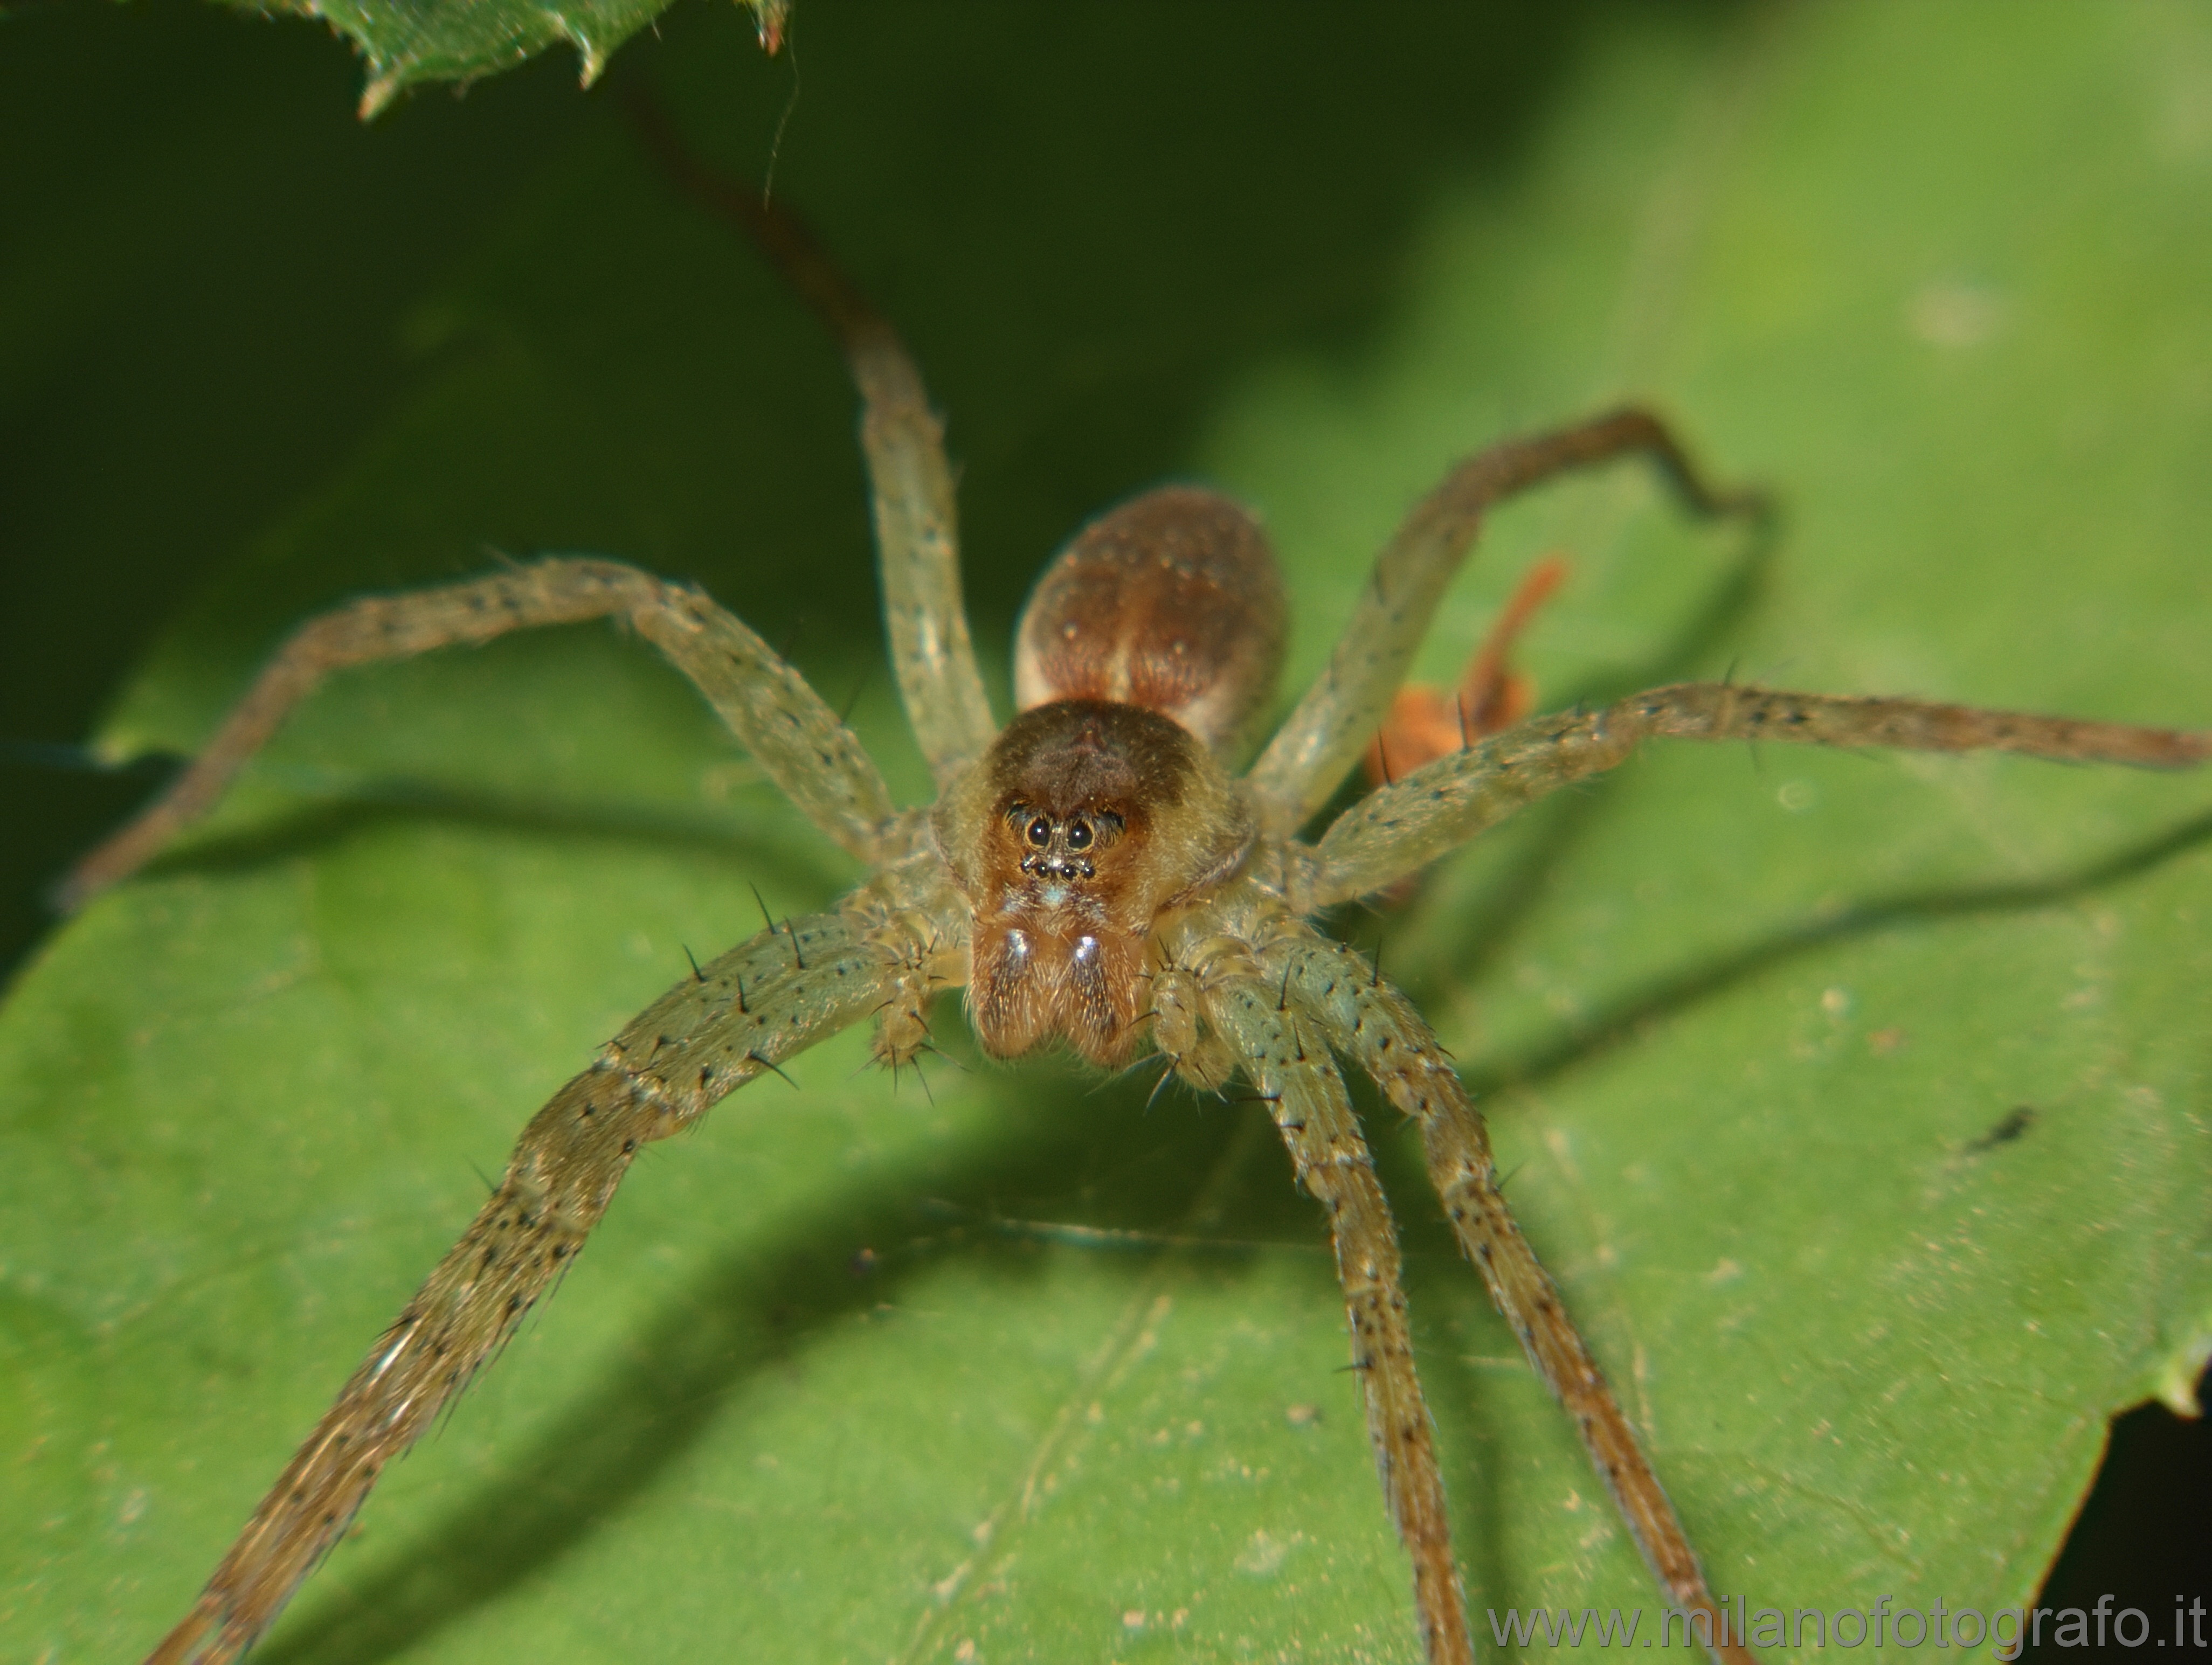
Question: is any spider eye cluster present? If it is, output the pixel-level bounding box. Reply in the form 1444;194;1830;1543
1007;801;1122;879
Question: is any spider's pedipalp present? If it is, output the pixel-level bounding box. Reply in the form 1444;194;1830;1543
1309;681;2212;907
145;908;899;1665
1206;969;1471;1665
848;845;973;1069
63;558;897;908
1247;409;1766;840
1146;948;1241;1093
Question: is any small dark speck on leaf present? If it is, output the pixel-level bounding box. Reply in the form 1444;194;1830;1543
1966;1105;2036;1154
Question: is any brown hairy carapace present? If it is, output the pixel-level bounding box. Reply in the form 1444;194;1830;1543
934;697;1252;1065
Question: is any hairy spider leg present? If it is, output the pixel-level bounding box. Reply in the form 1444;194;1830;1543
1312;682;2212;907
146;911;902;1665
625;89;996;783
69;98;999;911
1363;552;1572;788
1206;973;1473;1665
1250;409;1768;838
1278;688;2207;1659
70;164;993;1664
1156;881;1747;1665
1267;924;1757;1665
59;558;898;908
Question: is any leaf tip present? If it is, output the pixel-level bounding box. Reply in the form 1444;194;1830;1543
2153;1327;2211;1419
358;70;402;121
750;0;791;57
549;10;611;88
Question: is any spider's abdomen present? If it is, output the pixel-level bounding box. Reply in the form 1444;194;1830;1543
1013;486;1286;755
934;697;1253;1065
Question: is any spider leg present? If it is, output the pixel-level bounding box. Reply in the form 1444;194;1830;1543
143;908;898;1665
1310;681;2212;905
1265;926;1755;1665
1206;973;1472;1665
624;94;998;782
1248;409;1766;837
60;557;895;908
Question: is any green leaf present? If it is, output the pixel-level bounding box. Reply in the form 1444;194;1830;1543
240;0;787;119
6;5;2210;1664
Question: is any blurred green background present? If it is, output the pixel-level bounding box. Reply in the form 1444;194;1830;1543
4;2;2208;1661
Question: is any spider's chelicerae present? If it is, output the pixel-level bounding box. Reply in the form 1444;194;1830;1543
71;162;2209;1665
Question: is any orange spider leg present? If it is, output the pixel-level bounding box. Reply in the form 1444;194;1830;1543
1363;553;1572;787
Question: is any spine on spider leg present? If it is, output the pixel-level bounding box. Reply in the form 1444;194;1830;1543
1283;937;1753;1665
144;913;890;1665
1209;980;1474;1665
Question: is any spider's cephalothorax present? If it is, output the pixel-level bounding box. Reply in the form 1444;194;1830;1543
935;486;1282;1065
86;152;2211;1665
937;695;1249;1064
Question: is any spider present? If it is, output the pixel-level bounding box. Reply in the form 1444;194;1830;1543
63;137;2210;1665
